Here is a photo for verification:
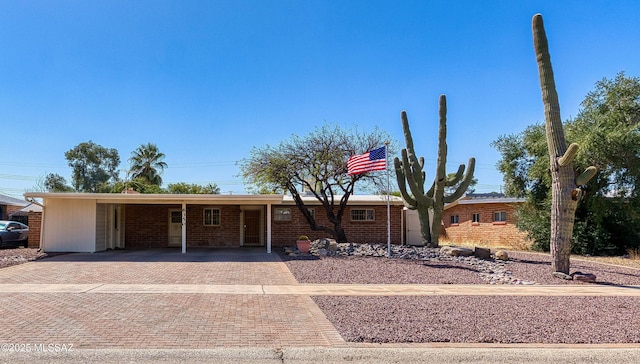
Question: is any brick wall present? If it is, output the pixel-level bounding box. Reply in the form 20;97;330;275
5;205;23;219
186;205;242;247
124;204;245;248
122;203;403;249
270;204;403;246
124;204;178;248
28;211;42;248
442;202;529;246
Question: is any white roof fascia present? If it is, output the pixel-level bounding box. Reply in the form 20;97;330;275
281;194;405;206
443;197;525;210
23;192;284;205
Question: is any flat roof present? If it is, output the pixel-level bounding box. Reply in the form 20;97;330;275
24;192;406;206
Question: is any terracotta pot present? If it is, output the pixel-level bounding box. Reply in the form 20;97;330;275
296;239;311;254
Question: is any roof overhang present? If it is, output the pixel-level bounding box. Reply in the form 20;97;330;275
24;192;406;206
281;194;406;206
444;197;525;210
24;192;285;205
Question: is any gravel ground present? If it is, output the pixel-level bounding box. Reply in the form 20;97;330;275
282;247;640;286
280;245;640;344
0;248;51;269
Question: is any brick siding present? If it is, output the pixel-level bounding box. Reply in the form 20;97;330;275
186;205;242;247
270;204;403;246
124;204;179;248
442;202;529;246
122;203;403;249
4;205;23;219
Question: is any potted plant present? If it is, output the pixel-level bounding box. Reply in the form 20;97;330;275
296;235;311;254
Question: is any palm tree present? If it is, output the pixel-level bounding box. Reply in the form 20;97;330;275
128;143;168;186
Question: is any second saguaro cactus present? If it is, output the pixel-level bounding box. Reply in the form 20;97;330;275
395;95;475;247
532;14;597;275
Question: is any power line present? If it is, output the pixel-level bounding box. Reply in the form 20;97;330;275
0;173;39;181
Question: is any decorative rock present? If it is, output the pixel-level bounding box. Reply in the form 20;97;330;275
572;271;597;283
494;250;509;261
474;247;492;260
327;240;339;251
284;241;536;285
313;238;330;250
440;246;474;257
552;271;573;280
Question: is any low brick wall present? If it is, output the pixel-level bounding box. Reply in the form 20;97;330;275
27;211;42;248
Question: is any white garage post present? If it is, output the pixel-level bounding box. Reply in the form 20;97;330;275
266;203;272;254
181;202;186;254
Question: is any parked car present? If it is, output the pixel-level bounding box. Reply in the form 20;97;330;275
0;221;29;248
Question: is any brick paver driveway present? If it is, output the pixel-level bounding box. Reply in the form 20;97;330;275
0;249;344;349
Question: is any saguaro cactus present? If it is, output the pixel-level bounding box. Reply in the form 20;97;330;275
532;14;597;275
395;95;475;247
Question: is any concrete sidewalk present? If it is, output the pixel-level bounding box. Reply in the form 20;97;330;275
2;282;640;296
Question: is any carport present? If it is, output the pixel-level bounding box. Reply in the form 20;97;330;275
24;192;284;254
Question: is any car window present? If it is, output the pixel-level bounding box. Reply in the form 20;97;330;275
0;223;6;230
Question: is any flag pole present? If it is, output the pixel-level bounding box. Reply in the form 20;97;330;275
385;141;391;258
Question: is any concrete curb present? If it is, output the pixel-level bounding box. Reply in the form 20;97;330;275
2;347;640;364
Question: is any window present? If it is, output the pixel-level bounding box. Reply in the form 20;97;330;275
170;211;182;224
450;215;459;224
351;209;374;221
493;211;507;222
472;213;480;223
203;208;221;226
274;208;292;221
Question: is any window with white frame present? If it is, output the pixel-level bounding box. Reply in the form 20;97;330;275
274;207;292;221
203;208;221;226
450;214;459;224
472;213;480;223
351;209;374;221
493;211;507;222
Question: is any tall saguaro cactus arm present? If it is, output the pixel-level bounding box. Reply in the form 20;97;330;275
429;95;476;244
394;110;435;245
394;95;475;247
532;14;596;275
443;158;476;204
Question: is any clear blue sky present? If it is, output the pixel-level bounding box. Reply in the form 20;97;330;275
1;1;639;198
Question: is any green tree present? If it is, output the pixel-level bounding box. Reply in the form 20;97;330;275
110;177;165;194
40;173;74;192
240;124;392;243
65;141;120;192
493;72;640;256
128;143;168;186
166;182;220;194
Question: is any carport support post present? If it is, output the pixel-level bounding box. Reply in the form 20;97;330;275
266;203;272;253
181;202;186;254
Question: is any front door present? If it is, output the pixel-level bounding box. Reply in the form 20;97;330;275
106;205;122;249
168;209;182;247
243;210;261;246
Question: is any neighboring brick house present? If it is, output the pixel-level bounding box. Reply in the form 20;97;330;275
442;193;529;246
0;194;28;221
1;194;44;247
23;192;404;253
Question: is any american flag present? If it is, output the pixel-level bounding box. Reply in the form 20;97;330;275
347;146;386;176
